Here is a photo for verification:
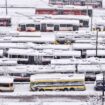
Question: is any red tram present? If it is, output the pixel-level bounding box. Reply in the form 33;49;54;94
35;5;93;17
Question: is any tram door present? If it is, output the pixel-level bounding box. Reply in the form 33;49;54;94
28;56;34;64
81;1;85;6
21;25;26;31
54;25;59;31
41;24;46;32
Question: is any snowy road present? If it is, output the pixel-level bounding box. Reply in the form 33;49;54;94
0;83;103;102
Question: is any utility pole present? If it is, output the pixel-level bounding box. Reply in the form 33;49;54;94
96;30;98;57
5;0;8;15
91;9;93;31
102;71;105;105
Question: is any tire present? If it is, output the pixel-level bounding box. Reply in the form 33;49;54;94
39;89;44;91
70;88;75;91
63;88;68;91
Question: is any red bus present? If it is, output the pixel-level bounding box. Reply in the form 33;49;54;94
35;5;93;17
0;16;11;27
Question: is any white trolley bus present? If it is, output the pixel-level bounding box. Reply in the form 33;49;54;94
0;76;14;92
30;74;86;91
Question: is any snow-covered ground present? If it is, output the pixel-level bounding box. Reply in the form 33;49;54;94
0;84;102;97
0;102;91;105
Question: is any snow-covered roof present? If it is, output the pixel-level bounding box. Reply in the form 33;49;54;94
53;50;81;57
0;65;76;74
34;44;70;50
46;15;90;20
51;59;91;65
0;15;11;19
86;50;105;56
18;19;39;24
7;48;81;57
0;36;55;43
36;4;92;10
30;74;85;82
51;58;105;65
73;43;105;50
0;76;14;83
40;19;79;25
37;65;76;73
0;43;27;49
0;58;17;65
78;65;105;72
8;48;36;56
18;32;41;37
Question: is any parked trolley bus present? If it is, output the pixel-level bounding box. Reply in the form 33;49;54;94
0;76;14;92
35;5;93;17
17;19;79;32
30;74;86;91
7;48;81;65
0;16;11;26
52;15;89;27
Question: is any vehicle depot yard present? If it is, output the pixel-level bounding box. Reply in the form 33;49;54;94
1;0;105;105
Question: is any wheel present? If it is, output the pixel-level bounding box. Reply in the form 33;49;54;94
63;88;68;91
70;88;75;91
39;89;44;91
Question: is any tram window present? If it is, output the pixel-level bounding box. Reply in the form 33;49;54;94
10;83;13;86
18;55;24;58
24;55;28;58
60;24;66;27
41;24;46;32
12;73;21;76
43;56;53;58
81;1;85;6
104;27;105;31
11;55;17;58
81;10;87;15
0;18;11;26
20;24;26;31
54;25;59;31
67;24;72;27
7;19;11;26
54;56;60;59
83;21;89;27
26;24;35;27
47;24;54;27
73;26;79;31
88;10;93;17
0;83;9;87
36;24;40;31
57;10;64;15
61;56;72;58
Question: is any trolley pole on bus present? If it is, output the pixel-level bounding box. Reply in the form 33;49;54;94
5;0;8;15
96;30;98;57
